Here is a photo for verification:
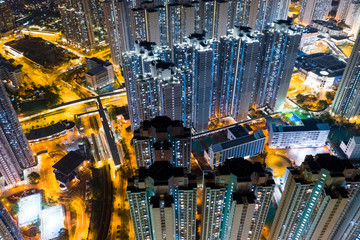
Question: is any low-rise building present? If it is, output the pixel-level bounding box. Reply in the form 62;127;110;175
295;53;346;89
299;26;318;53
266;117;330;149
0;56;23;88
85;57;115;90
206;125;266;167
311;20;345;37
52;149;88;190
26;120;75;143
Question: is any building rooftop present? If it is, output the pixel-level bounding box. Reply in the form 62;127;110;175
267;118;329;133
211;129;265;152
86;65;107;76
304;154;357;177
52;150;86;176
296;53;346;77
26;120;75;141
228;125;249;138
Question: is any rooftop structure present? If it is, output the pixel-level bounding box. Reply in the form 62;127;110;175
206;125;266;167
52;150;87;189
26;120;75;142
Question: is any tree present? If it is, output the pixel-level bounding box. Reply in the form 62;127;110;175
11;203;19;215
57;228;69;240
296;94;305;104
258;151;268;164
326;91;335;101
108;106;117;121
317;100;328;110
28;172;40;184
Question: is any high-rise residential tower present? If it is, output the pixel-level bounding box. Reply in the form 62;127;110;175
0;202;24;240
103;0;197;65
127;161;197;240
336;0;352;20
255;20;302;112
174;33;219;133
57;0;107;50
0;0;15;33
103;0;135;65
345;1;360;30
201;158;275;240
132;116;191;171
268;154;360;240
216;26;261;121
122;41;171;131
0;83;36;186
298;0;332;26
331;32;360;118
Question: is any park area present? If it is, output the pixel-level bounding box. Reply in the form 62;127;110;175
5;36;78;68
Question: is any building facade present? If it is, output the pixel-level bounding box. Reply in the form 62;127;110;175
104;0;290;66
0;82;36;186
268;154;360;240
127;161;197;240
340;136;360;159
266;117;330;149
174;33;219;133
255;20;302;112
331;32;360;118
298;0;332;26
216;26;261;121
132;116;191;171
85;57;115;89
201;158;275;240
0;202;24;240
122;41;172;131
0;0;15;33
57;0;107;50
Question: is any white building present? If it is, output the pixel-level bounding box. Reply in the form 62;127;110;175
266;117;330;149
340;136;360;159
304;70;337;89
299;27;318;53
